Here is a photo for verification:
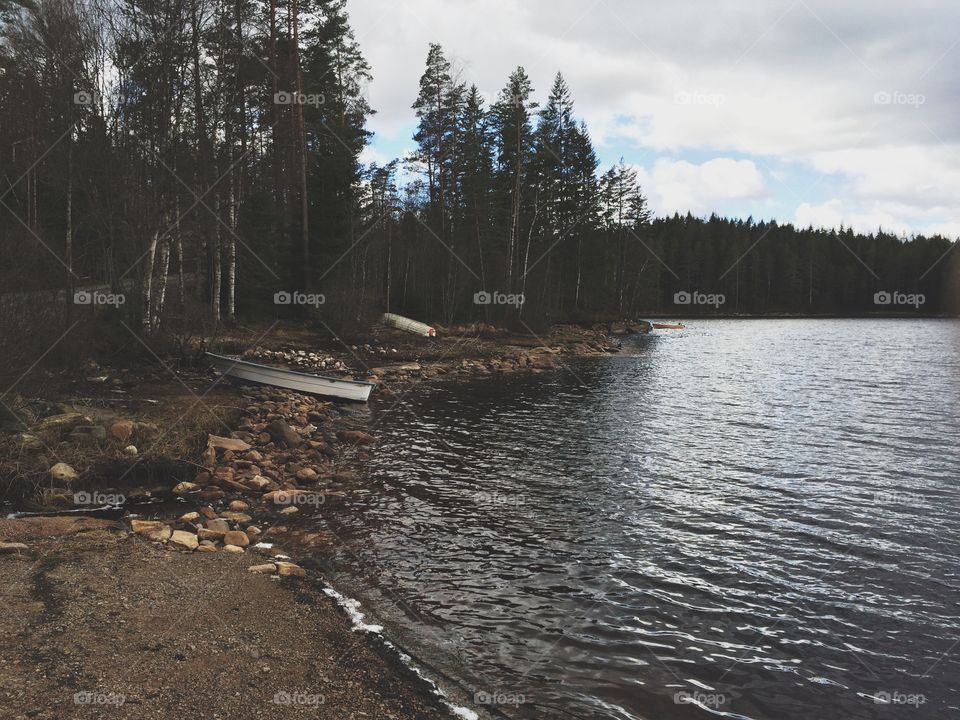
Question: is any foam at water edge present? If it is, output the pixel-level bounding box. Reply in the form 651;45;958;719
321;584;479;720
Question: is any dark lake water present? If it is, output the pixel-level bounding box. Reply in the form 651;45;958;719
314;319;960;719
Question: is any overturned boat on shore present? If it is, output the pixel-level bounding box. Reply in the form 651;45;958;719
207;353;375;402
382;312;436;337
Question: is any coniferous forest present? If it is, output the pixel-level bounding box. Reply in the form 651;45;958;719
1;0;957;372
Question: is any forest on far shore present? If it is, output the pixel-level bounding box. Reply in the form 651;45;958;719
1;0;957;373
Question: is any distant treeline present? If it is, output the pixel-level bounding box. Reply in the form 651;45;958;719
0;0;956;371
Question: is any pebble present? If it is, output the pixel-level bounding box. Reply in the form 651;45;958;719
222;544;245;554
247;563;277;574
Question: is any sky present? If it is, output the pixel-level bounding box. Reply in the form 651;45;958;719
346;0;960;239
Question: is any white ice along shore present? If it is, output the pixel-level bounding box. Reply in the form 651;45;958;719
321;583;480;720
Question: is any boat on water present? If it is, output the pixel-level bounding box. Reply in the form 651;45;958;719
652;322;686;330
206;352;376;402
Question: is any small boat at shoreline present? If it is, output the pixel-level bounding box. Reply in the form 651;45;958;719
382;312;436;337
206;352;376;402
653;322;686;330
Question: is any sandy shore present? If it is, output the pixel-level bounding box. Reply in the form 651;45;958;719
0;529;452;719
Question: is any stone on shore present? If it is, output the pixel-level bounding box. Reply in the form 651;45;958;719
109;420;135;443
295;468;318;482
276;561;306;578
223;530;250;547
248;563;277;574
266;420;302;448
207;434;251;452
221;511;252;523
49;463;78;484
131;520;172;542
222;544;244;554
169;530;199;551
336;430;375;446
179;512;200;523
228;500;249;512
205;518;231;534
122;445;138;456
172;481;198;495
197;527;224;541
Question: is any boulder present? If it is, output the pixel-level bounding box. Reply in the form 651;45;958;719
266;420;302;448
49;463;78;484
196;544;218;553
222;544;244;554
228;500;249;512
247;563;276;574
169;530;198;551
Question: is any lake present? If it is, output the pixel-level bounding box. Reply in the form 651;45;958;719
313;319;960;719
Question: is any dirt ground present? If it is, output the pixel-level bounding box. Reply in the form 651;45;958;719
0;529;453;720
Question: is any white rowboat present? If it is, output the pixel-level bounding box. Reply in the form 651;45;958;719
382;312;436;337
207;353;375;402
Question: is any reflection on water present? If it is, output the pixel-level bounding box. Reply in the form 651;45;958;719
313;319;960;720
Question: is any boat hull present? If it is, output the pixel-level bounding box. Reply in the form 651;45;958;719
382;312;436;337
207;353;375;402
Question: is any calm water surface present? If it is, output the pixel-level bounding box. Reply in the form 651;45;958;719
314;319;960;719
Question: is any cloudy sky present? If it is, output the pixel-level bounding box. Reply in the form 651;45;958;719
347;0;960;238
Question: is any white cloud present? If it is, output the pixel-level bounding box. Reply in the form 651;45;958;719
634;158;767;216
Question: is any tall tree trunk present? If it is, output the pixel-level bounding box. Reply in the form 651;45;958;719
65;137;73;327
291;0;309;289
142;231;158;331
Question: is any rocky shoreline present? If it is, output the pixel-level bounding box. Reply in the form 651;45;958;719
0;321;630;719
